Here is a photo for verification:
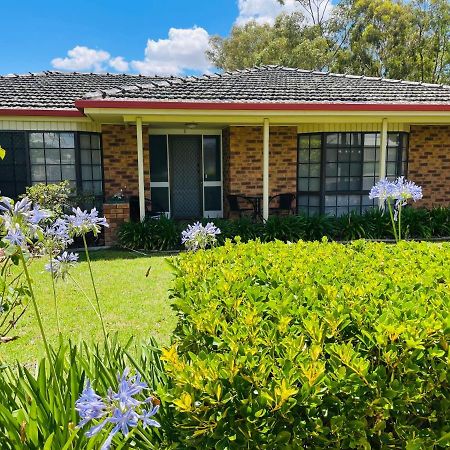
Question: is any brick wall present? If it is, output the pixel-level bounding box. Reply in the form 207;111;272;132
408;125;450;207
102;124;150;199
103;202;130;246
223;126;297;215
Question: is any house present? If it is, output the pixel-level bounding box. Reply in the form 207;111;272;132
0;65;449;244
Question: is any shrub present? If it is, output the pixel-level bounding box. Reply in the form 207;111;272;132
117;207;450;251
22;181;72;217
117;216;182;251
164;240;450;449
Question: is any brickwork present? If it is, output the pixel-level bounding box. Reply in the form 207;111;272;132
102;124;150;199
223;126;298;216
408;125;450;207
103;202;130;246
100;124;450;233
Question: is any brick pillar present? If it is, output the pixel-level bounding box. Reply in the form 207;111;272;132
103;202;130;246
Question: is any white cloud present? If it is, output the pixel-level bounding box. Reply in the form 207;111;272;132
131;26;213;76
109;56;129;72
51;46;112;72
52;27;212;76
236;0;332;25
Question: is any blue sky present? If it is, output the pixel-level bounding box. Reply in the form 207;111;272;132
0;0;317;76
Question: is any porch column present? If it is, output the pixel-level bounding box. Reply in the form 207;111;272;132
136;117;145;221
263;118;270;221
378;118;388;208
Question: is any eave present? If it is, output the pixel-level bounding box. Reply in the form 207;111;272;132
0;108;85;117
75;99;450;112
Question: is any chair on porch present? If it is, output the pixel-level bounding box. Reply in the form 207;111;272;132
227;195;255;219
269;193;296;216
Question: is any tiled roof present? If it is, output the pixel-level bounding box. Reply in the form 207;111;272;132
1;66;450;113
83;66;450;105
0;71;166;110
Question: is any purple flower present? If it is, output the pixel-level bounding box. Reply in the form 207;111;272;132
44;218;73;249
76;381;108;428
0;196;13;213
368;178;397;202
65;207;109;237
12;197;32;216
393;176;423;207
45;251;79;280
181;221;221;251
29;205;51;225
0;196;48;247
76;368;160;450
112;369;148;410
141;402;161;429
4;224;25;247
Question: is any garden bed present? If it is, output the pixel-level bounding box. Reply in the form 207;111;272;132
117;206;450;251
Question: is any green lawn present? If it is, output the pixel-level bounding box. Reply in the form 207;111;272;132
0;250;177;364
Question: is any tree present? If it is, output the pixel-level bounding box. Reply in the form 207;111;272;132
208;0;450;83
207;13;333;71
278;0;331;27
409;0;450;83
330;0;416;79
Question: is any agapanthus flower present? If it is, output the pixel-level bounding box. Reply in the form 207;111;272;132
76;369;160;450
29;204;51;225
65;207;109;237
181;221;221;251
369;177;423;221
368;178;397;202
112;368;148;410
45;251;79;280
44;218;73;250
4;224;26;247
0;196;50;249
76;381;108;427
393;176;423;207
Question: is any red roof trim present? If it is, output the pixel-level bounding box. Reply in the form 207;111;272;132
0;108;84;117
75;99;450;112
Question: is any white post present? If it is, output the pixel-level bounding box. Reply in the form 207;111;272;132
378;118;388;208
136;117;145;221
263;118;270;221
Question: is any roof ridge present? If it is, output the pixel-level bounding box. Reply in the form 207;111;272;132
2;66;449;89
0;70;171;79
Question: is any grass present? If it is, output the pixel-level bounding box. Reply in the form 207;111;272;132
0;249;177;364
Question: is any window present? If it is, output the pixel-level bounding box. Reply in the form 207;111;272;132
79;133;103;195
149;135;170;212
29;132;77;188
298;132;408;216
0;132;28;198
203;136;222;215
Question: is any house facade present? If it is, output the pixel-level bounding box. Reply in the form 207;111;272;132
0;66;449;244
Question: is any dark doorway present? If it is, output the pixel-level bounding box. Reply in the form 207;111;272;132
169;135;202;219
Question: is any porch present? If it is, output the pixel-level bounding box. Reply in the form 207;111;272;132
98;116;421;246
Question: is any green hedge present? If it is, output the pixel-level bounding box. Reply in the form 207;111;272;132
117;207;450;251
164;240;450;449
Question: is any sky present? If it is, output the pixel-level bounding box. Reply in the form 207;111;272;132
0;0;316;76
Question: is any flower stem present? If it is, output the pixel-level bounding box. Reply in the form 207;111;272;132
387;200;398;242
48;253;60;334
19;250;63;400
82;234;108;343
398;204;402;241
68;273;103;323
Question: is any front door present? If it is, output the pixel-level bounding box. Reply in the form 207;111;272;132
169;135;202;219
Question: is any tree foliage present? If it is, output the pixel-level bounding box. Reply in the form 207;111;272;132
208;0;450;83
